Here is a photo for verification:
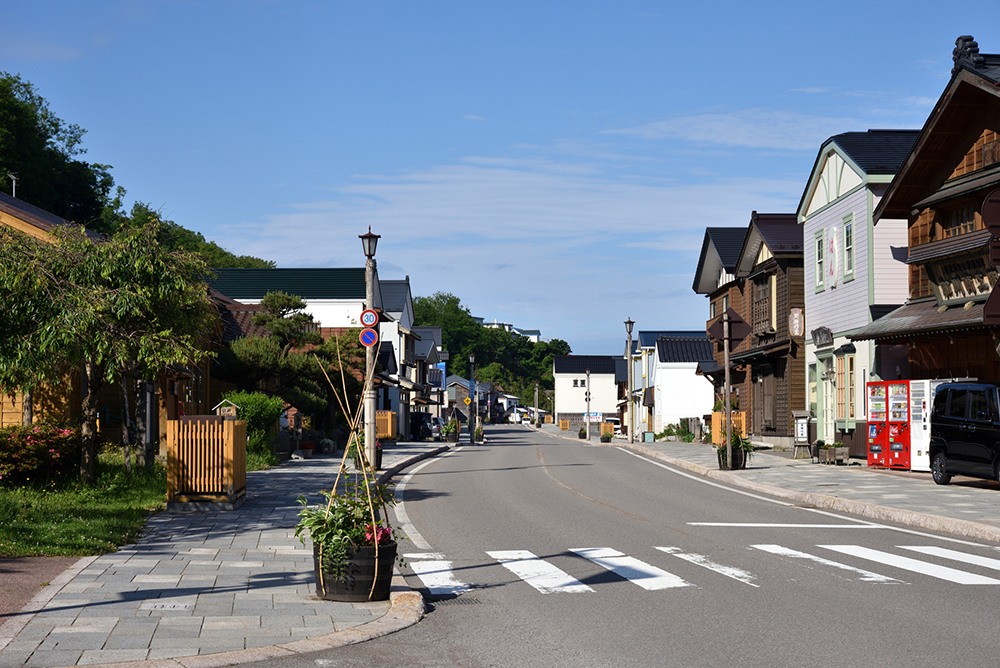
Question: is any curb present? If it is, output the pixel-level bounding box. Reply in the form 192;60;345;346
617;442;1000;544
1;447;448;668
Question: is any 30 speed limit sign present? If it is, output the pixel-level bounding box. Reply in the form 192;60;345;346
360;309;379;327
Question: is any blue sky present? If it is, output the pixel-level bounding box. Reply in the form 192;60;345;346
3;2;996;353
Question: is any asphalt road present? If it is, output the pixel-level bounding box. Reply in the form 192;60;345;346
254;425;1000;668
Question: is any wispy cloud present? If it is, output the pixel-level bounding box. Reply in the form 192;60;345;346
0;31;81;63
463;114;486;121
603;109;861;151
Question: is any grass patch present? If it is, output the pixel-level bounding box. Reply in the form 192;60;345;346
0;448;166;557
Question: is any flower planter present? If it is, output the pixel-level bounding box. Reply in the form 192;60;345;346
446;433;459;443
819;447;850;464
313;542;396;602
717;447;746;470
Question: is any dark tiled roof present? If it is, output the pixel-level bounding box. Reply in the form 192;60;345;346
0;191;104;240
752;213;801;254
208;268;365;300
831;130;921;174
638;330;704;348
656;334;714;363
906;229;991;265
210;290;266;342
553;355;618;375
692;227;748;294
615;357;627;383
380;279;410;314
412;326;442;347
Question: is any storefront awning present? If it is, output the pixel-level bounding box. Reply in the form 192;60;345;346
849;298;988;341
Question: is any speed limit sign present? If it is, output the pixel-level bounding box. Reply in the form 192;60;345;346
360;309;379;327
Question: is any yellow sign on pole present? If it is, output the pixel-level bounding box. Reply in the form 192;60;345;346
464;397;471;405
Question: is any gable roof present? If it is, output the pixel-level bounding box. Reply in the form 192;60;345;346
553;355;618;375
379;278;411;315
735;212;801;278
876;36;1000;221
692;227;749;294
0;191;104;241
656;333;714;363
797;130;920;221
638;330;705;348
207;268;369;301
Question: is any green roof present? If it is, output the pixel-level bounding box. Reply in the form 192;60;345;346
208;268;366;300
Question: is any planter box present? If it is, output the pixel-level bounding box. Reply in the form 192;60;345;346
313;542;396;602
446;433;459;443
818;447;850;464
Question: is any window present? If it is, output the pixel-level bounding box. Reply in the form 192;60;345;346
843;216;854;280
942;206;975;238
948;390;967;418
573;380;578;387
969;389;990;421
815;231;825;291
580;379;586;388
710;300;717;319
808;364;818;416
752;274;774;335
847;355;855;420
722;294;729;312
836;356;845;420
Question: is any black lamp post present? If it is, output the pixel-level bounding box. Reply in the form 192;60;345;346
359;227;380;466
469;353;476;441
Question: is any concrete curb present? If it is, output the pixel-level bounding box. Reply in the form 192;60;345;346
617;442;1000;544
1;447;448;668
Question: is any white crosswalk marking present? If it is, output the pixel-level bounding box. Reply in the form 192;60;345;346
818;545;1000;585
752;544;903;583
404;553;470;596
655;546;758;587
570;547;691;590
900;545;1000;571
487;550;594;593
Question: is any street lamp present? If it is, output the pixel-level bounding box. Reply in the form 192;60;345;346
359;227;380;467
585;367;591;441
625;318;634;444
469;353;476;441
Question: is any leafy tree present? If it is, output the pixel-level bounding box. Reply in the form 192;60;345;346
0;219;218;484
413;292;482;375
0;72;113;225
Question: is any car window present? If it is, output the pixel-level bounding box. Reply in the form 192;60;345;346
948;390;967;419
969;389;990;421
933;388;948;416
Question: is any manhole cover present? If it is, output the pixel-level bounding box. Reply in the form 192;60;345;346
430;597;481;606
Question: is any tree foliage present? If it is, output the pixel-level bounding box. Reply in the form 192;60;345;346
0;72;113;225
413;291;571;406
0;219;218;483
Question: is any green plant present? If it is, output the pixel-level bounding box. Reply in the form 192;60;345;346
0;425;80;487
716;422;753;466
474;425;483;440
815;439;827;449
579;427;587;437
832;441;844;449
442;419;458;435
223;391;285;437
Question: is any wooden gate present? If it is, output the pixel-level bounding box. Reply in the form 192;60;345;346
166;416;246;508
711;411;747;445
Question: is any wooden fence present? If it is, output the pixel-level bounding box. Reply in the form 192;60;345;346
376;410;397;440
710;411;747;445
165;416;246;507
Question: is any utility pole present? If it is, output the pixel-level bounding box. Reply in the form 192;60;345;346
585;367;591;441
534;383;539;427
359;228;380;467
724;311;732;470
625;318;634;444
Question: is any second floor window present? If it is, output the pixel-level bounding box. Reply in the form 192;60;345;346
942;206;976;238
815;233;825;290
844;219;854;277
752;275;774;335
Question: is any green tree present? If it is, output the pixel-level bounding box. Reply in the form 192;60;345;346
0;219;218;484
413;292;481;375
0;72;113;224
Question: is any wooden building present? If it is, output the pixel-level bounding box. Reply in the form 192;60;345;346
851;36;1000;383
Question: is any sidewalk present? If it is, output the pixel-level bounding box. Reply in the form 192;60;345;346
0;440;450;668
537;423;1000;543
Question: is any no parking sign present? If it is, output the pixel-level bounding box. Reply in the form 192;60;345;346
359;328;378;347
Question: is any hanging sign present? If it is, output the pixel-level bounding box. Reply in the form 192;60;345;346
360;309;379;327
359;328;379;347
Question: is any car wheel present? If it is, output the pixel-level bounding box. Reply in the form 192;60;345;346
931;452;951;485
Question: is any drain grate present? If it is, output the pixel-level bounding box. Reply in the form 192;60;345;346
430;596;481;606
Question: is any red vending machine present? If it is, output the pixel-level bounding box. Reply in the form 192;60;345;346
886;382;911;470
866;382;888;467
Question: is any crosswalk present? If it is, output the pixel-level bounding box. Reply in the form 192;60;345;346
403;543;1000;596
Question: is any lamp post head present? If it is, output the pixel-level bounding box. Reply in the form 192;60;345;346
469;353;475;365
624;317;634;336
359;226;380;258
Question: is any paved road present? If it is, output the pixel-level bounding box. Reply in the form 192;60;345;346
258;425;1000;668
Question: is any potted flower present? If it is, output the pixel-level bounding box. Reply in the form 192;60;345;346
600;432;612;443
299;441;315;459
578;427;587;439
442;419;459;443
818;440;849;464
717;423;753;470
474;425;484;443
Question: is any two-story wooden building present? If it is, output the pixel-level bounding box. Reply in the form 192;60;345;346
851;36;1000;383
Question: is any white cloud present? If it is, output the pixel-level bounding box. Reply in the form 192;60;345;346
463;114;486;121
604;109;861;151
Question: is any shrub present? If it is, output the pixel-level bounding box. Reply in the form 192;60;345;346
222;391;285;437
0;425;80;487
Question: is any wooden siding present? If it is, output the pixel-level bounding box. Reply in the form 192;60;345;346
871;216;910;305
909;333;1000;382
948;126;1000;181
803;190;872;335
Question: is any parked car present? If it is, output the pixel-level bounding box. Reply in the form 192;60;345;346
605;417;622;436
410;412;434;441
521;415;532;425
929;382;1000;485
431;416;445;441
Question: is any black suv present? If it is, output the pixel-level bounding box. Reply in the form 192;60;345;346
930;382;1000;485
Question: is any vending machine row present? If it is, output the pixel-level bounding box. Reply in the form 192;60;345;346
865;379;941;472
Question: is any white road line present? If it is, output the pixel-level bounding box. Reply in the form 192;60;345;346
394;447;464;551
570;547;691;590
407;559;470;596
818;545;1000;585
689;523;884;528
751;544;903;583
655;546;758;587
900;545;1000;571
487;550;594;594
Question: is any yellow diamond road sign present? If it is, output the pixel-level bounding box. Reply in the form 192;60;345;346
464;397;471;405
